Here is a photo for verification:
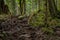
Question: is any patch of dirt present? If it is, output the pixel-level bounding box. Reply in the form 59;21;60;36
0;17;60;40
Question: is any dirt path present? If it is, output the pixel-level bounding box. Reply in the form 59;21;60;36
0;17;60;40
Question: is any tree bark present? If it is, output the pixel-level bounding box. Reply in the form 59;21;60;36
0;0;9;14
47;0;58;18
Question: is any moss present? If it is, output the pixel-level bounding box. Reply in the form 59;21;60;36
42;27;54;34
0;14;10;20
29;13;45;27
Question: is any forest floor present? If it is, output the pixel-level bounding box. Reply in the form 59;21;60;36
0;17;60;40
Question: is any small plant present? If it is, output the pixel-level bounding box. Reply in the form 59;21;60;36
42;27;54;34
29;12;45;27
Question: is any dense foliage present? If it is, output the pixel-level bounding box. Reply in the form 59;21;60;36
0;0;60;40
0;0;60;27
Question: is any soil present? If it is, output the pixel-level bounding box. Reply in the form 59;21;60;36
0;17;60;40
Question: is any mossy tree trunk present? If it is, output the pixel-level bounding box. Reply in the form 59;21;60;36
47;0;58;18
0;0;9;14
20;0;26;15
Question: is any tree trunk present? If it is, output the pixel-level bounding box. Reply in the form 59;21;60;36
20;0;26;15
47;0;58;18
0;0;9;14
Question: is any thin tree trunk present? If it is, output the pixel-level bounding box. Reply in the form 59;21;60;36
45;0;48;27
0;0;9;14
20;0;26;15
47;0;58;18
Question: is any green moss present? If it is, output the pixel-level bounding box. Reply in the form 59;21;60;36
42;27;54;34
0;14;9;20
30;13;45;27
